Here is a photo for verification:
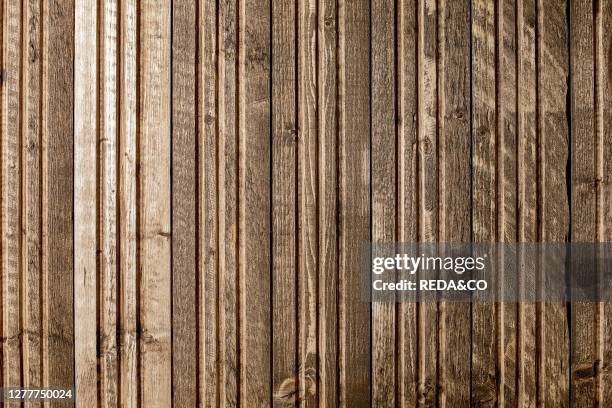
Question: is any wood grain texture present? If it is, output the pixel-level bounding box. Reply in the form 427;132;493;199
0;1;609;406
138;1;172;406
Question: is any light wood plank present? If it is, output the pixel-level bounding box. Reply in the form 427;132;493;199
74;0;97;404
417;0;438;404
22;0;44;400
197;0;219;405
138;2;172;406
118;0;138;406
217;0;239;403
1;0;23;394
297;0;319;404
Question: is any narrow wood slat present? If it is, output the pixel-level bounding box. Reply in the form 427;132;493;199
537;0;570;405
197;0;219;405
1;0;23;393
172;0;198;405
239;0;272;404
338;0;371;405
271;0;298;406
297;0;319;404
471;0;498;405
43;0;75;400
569;1;599;406
438;0;471;405
497;0;518;405
598;1;611;405
99;1;119;405
516;0;538;405
74;0;97;404
317;0;339;405
396;0;418;405
138;2;172;406
22;0;44;399
371;0;397;405
118;0;138;406
417;0;438;404
217;0;239;403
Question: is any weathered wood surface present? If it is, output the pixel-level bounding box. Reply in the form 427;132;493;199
0;0;609;406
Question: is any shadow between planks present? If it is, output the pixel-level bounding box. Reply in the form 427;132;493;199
0;0;610;406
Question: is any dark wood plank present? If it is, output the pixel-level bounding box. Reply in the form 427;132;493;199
271;0;298;406
239;0;271;404
438;0;471;405
516;0;538;405
569;1;599;406
537;0;570;405
44;0;75;401
371;0;396;405
171;0;198;405
471;0;498;405
338;0;371;405
317;0;339;405
396;0;418;404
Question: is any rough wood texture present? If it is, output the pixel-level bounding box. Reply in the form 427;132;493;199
0;1;609;406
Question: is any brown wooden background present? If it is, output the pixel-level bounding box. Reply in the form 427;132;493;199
1;0;610;406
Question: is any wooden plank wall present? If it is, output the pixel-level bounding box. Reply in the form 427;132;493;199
0;0;610;406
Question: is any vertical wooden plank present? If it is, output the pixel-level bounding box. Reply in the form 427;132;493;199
271;0;297;405
471;0;498;405
1;0;23;393
537;0;570;405
118;0;138;406
197;0;219;405
74;0;97;404
569;1;599;406
516;0;538;405
297;0;318;404
217;0;239;403
139;1;172;406
417;0;438;404
497;0;518;405
172;0;198;406
598;0;611;405
338;0;371;405
437;0;471;405
371;0;396;405
317;0;339;405
99;1;119;405
22;0;44;398
239;0;271;404
43;0;75;398
396;0;418;405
